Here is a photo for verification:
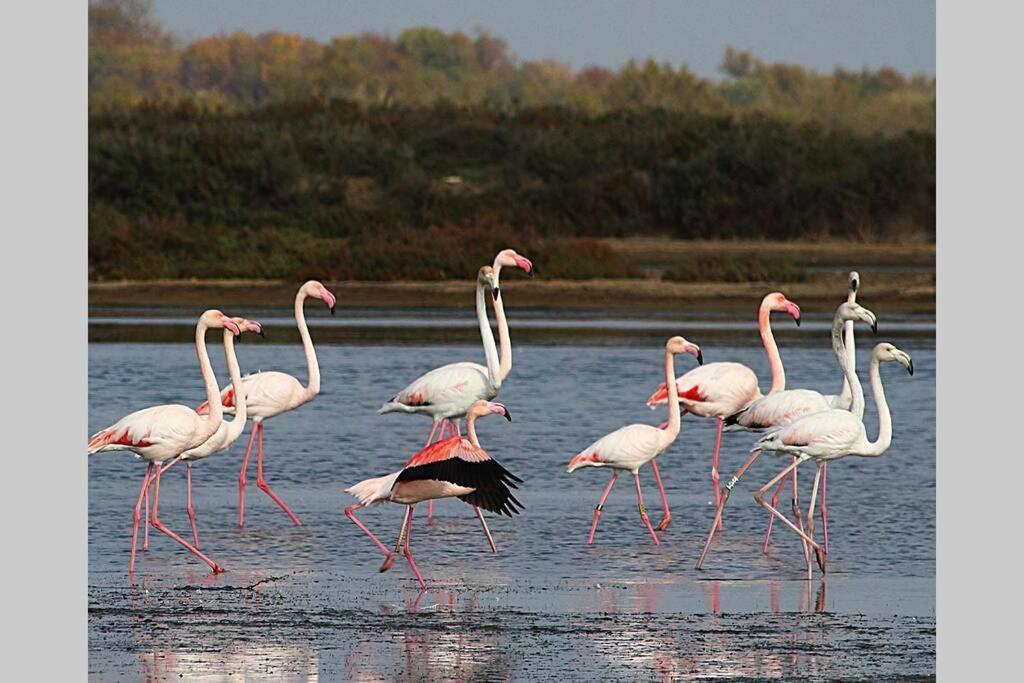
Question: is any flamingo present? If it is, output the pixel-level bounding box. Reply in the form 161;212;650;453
746;342;913;578
567;336;703;546
723;273;867;552
379;249;533;523
198;280;336;527
148;317;264;548
694;301;879;568
87;309;242;574
344;400;523;589
645;292;801;532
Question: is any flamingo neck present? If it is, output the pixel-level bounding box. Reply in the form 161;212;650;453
195;320;223;430
758;304;786;394
659;350;681;449
839;289;857;404
491;260;514;380
466;414;481;447
476;280;501;390
832;314;864;418
862;352;893;456
222;329;247;439
295;289;320;398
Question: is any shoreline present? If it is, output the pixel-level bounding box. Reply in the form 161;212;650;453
89;272;935;313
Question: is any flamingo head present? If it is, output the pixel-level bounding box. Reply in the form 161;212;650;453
848;271;860;297
764;292;801;327
666;335;703;365
478;265;501;300
874;342;913;376
302;280;337;315
201;309;242;338
468;400;512;422
836;301;877;334
230;317;265;340
493;249;535;280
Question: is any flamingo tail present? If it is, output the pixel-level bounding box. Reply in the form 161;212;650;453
345;471;401;506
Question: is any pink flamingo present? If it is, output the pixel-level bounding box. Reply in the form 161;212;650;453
344;400;522;589
724;273;867;553
645;292;801;532
197;280;336;527
148;317;264;548
742;342;913;578
378;249;533;523
88;310;242;574
695;301;879;569
567;336;703;546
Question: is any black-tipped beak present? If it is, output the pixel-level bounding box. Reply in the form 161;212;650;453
527;265;535;277
907;359;914;376
851;278;859;292
258;329;266;338
794;316;801;327
502;408;512;422
330;305;336;315
871;321;878;334
696;349;704;365
492;287;500;299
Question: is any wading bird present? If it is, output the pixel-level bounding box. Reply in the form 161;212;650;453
645;292;801;532
379;249;533;522
724;273;868;553
198;280;336;527
344;400;523;589
695;301;878;569
701;338;911;578
150;317;264;548
567;336;703;546
88;310;242;574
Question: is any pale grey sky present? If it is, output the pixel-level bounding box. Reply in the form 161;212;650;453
152;0;935;78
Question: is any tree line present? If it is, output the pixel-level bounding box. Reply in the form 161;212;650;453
90;1;934;136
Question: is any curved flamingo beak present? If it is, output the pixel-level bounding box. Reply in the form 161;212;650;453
514;255;534;276
221;317;242;338
246;320;265;337
320;287;337;315
690;345;704;365
784;300;801;326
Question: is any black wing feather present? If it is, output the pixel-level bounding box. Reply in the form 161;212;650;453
397;458;525;516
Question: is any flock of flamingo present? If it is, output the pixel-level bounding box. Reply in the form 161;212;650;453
88;249;913;586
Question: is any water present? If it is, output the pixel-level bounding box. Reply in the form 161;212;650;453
88;314;935;681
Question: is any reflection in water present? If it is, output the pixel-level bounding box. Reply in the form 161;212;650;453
344;589;510;682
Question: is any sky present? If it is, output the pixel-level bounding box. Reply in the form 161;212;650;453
152;0;935;78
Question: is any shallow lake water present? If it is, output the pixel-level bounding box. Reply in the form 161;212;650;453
88;309;935;681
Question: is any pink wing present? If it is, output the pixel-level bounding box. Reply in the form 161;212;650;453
88;404;204;457
647;362;759;415
398;436;523;516
197;371;304;417
727;389;831;430
568;423;663;471
390;362;491;409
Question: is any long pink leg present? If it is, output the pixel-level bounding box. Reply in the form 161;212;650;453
455;421;462;437
710;418;724;532
650;459;672;531
401;506;427;589
150;460;224;573
475;507;497;553
345;502;394;568
820;463;829;555
632;472;660;545
130;464;153;574
696;449;764;569
791;458;807;564
587;471;620;545
804;463;824;579
753;460;823;562
143;473;150;552
186;463;199;548
762;466;792;552
255;422;302;526
238;423;257;527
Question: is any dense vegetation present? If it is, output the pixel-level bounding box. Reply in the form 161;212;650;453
88;1;935;281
